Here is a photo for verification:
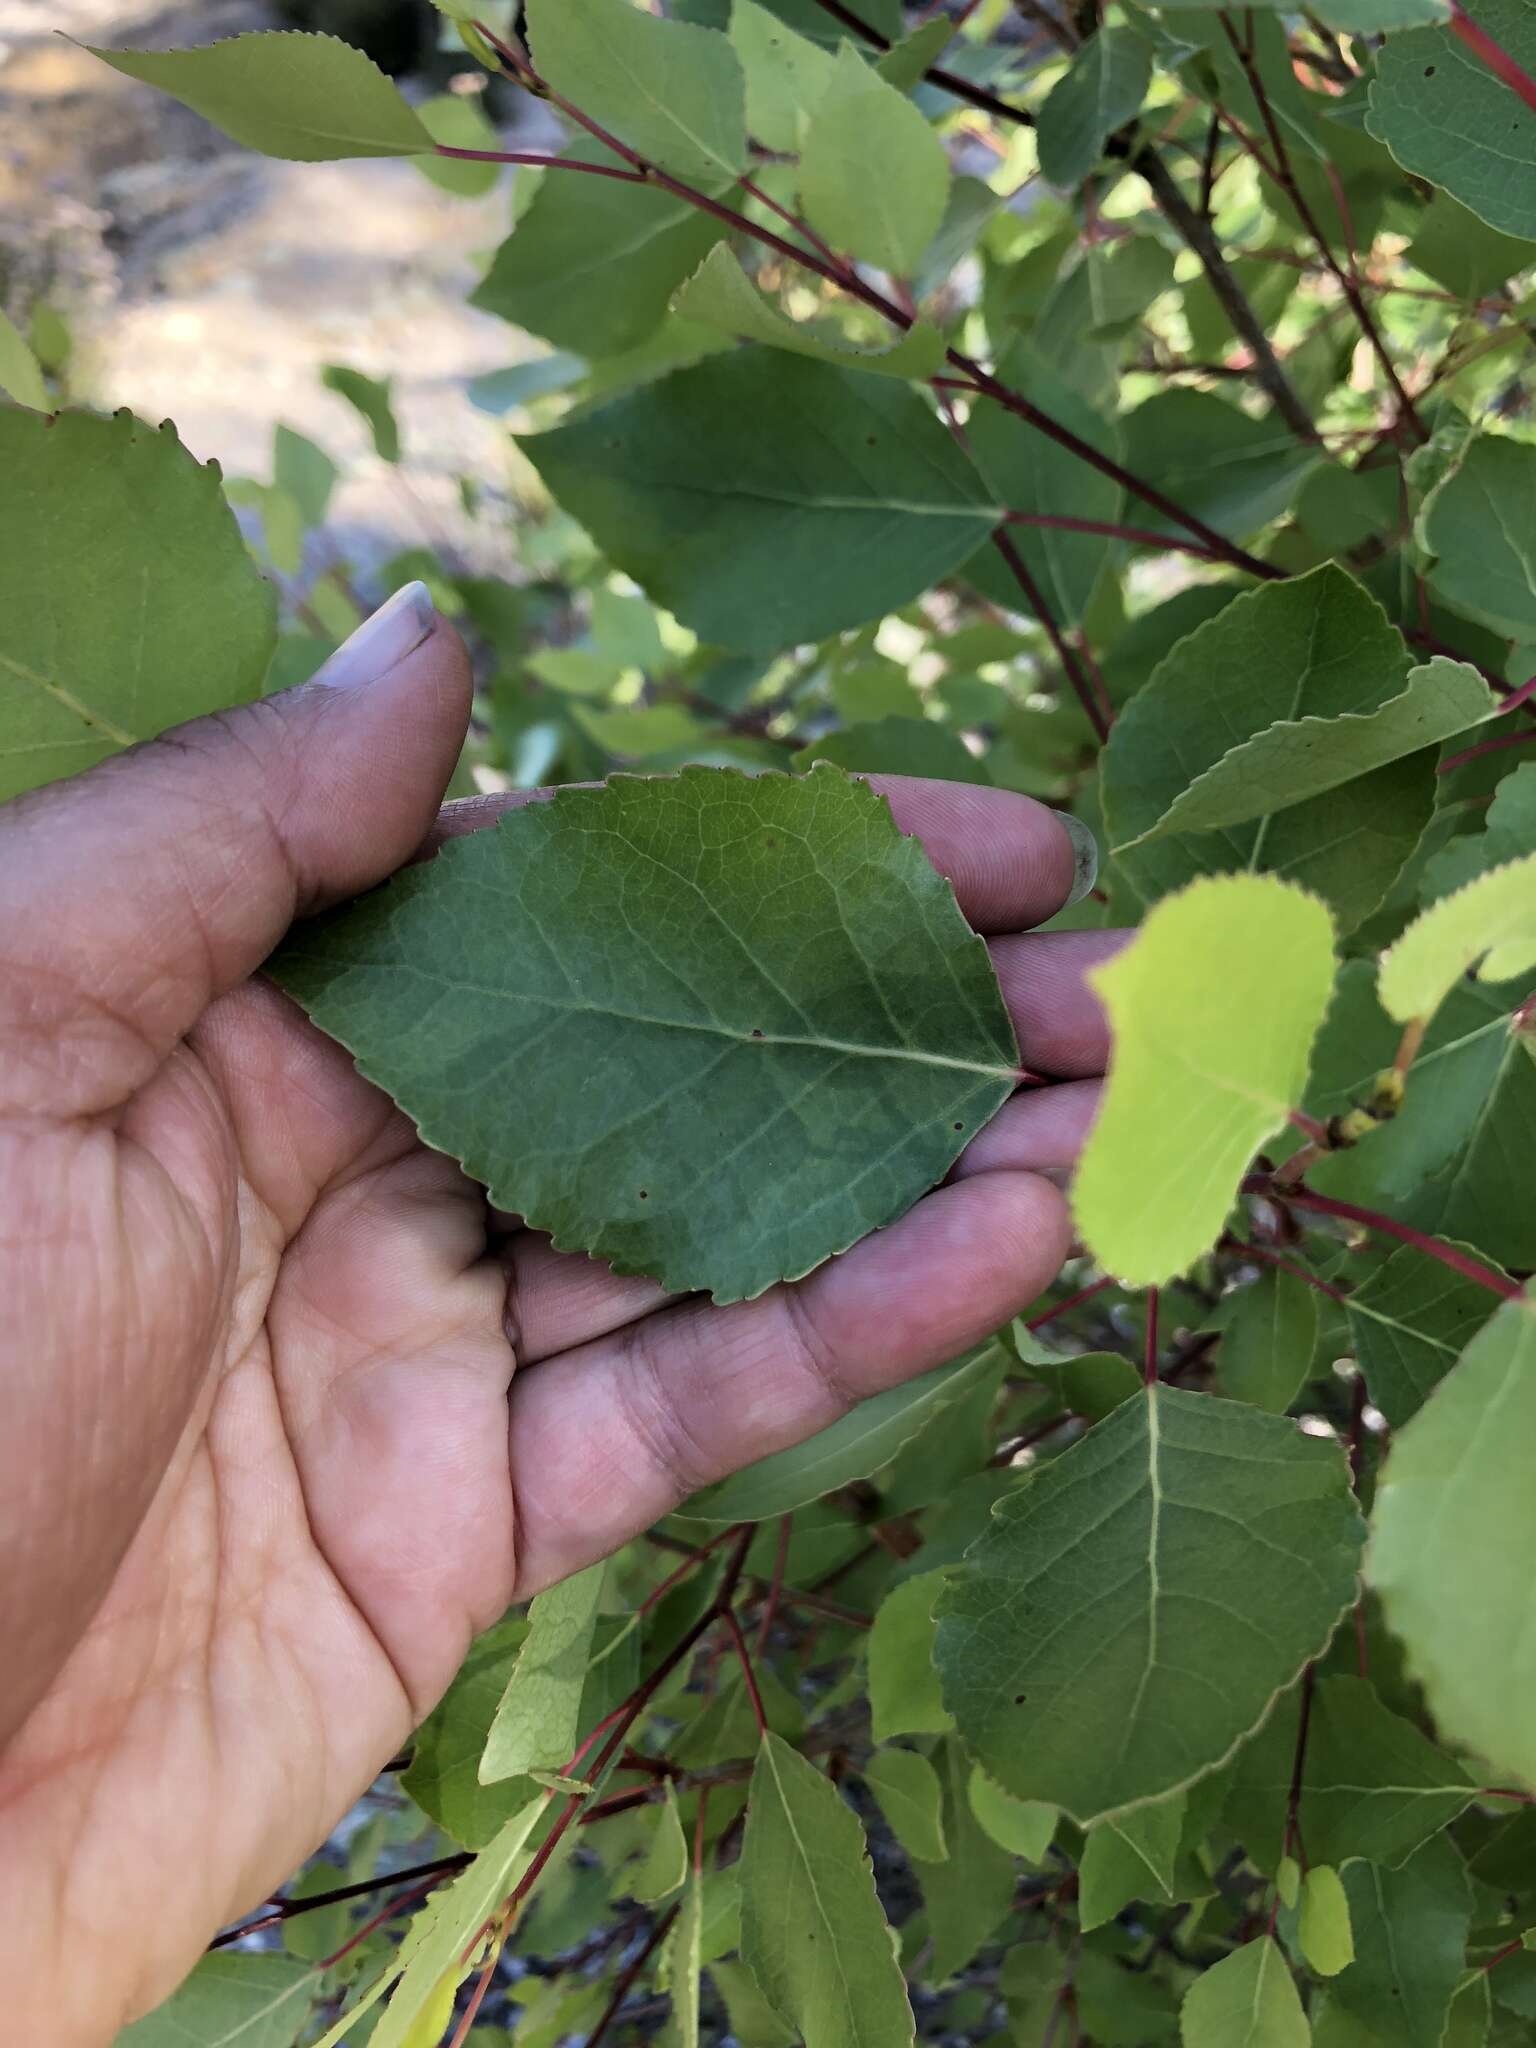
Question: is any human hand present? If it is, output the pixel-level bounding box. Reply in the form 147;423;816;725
0;585;1119;2040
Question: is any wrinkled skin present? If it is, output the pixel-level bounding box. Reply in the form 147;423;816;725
0;615;1118;2040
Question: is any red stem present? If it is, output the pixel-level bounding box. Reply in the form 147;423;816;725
1026;1275;1114;1327
1225;1234;1351;1305
432;144;645;183
805;0;1036;128
1002;508;1222;558
756;1514;793;1655
1448;0;1536;116
1144;1287;1160;1387
1439;726;1536;775
585;1907;680;2048
989;528;1115;741
722;1609;770;1737
1284;1188;1523;1299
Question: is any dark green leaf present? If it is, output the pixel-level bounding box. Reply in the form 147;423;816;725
272;766;1017;1303
1422;433;1536;639
794;716;992;785
1331;1837;1473;2048
1036;29;1152;189
1370;6;1536;238
321;365;400;462
115;1955;318;2047
1219;1268;1319;1413
1346;1242;1504;1427
935;1385;1365;1822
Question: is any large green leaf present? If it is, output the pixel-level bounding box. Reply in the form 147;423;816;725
739;1733;916;2048
524;0;747;186
1072;875;1336;1286
271;766;1016;1303
798;44;950;275
1345;1243;1503;1427
116;1955;317;2047
1100;565;1433;930
935;1385;1365;1822
683;1344;1003;1521
88;31;432;159
1178;1937;1308;2048
472;148;728;357
1370;3;1536;238
1379;854;1536;1022
1422;433;1536;639
519;349;1000;654
0;408;275;802
1036;28;1152;189
1330;1837;1472;2048
672;246;946;378
480;1564;604;1784
1121;658;1496;847
1369;1291;1536;1793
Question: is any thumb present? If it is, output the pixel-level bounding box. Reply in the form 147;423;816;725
0;582;472;1118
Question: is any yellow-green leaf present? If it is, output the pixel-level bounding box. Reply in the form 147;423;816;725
798;43;950;275
1300;1865;1355;1977
0;308;48;412
1073;875;1336;1285
480;1563;604;1784
1378;854;1536;1024
1179;1937;1308;2046
673;247;946;378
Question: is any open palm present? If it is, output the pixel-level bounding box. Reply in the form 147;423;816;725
0;613;1115;2042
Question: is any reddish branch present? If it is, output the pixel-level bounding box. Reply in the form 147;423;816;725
989;528;1116;740
805;0;1037;127
585;1906;680;2048
1284;1187;1523;1300
1447;0;1536;116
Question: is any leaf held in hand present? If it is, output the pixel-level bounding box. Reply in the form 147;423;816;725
270;766;1018;1304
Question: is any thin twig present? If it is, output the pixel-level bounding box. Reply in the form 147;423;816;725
989;528;1115;740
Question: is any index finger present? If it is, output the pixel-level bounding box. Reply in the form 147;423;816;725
430;774;1094;936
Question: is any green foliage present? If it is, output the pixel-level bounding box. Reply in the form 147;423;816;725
44;0;1536;2039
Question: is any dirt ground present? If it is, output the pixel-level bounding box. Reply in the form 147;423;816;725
0;0;546;573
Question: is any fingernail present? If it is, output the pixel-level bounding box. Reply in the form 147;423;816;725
314;580;435;689
1059;813;1100;908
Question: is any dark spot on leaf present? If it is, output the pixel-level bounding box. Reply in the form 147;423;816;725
954;1121;964;1131
1015;1693;1027;1704
639;1190;649;1200
751;1028;765;1038
1424;63;1435;74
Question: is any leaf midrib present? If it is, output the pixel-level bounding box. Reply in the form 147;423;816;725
283;947;1019;1082
0;648;136;748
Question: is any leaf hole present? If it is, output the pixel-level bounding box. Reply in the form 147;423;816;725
954;1121;964;1131
1424;63;1435;74
639;1190;649;1200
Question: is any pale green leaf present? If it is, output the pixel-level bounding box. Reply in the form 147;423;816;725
473;146;727;356
1331;1836;1472;2048
1179;1938;1308;2048
740;1733;916;2048
684;1345;1003;1521
1080;1792;1187;1931
1036;29;1153;190
876;17;956;90
369;1797;545;2048
672;246;946;378
1378;855;1536;1023
661;1869;704;2048
519;349;1000;654
869;1571;951;1745
1369;1291;1536;1793
413;90;500;196
966;1767;1057;1861
1346;1244;1503;1427
0;307;48;412
633;1782;690;1903
935;1385;1365;1823
798;44;950;275
273;767;1016;1303
1072;875;1336;1287
861;1745;948;1863
272;423;336;529
1220;1268;1319;1414
1300;1866;1355;1978
114;1954;317;2047
0;408;275;802
1122;660;1497;847
481;1564;604;1784
1277;1855;1302;1910
1369;5;1536;239
730;0;837;150
525;0;747;186
87;31;432;159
